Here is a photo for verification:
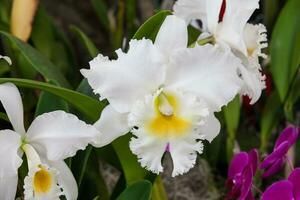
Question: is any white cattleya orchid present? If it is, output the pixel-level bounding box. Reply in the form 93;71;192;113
81;15;242;176
174;0;268;104
0;83;100;200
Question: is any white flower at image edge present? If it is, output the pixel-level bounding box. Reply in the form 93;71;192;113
174;0;268;104
0;83;100;200
0;54;12;65
81;15;242;176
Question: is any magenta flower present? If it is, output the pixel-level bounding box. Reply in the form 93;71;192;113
260;126;299;178
261;168;300;200
226;149;258;200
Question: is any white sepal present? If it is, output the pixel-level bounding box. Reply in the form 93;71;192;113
165;44;242;112
26;111;100;161
0;83;26;134
155;15;188;57
0;175;18;200
0;130;22;178
48;160;78;200
81;39;165;113
93;105;130;147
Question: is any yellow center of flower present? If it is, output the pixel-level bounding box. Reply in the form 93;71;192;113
147;93;191;137
33;166;52;194
247;48;254;56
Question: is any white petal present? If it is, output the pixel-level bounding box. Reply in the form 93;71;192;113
198;113;220;142
0;83;26;134
26;111;100;161
169;139;204;177
0;55;12;65
0;130;22;178
130;133;166;174
243;23;268;59
217;0;259;55
155;15;188;56
165;44;242;112
238;61;266;104
206;0;223;33
93;105;130;147
24;163;61;200
173;0;222;33
128;91;210;175
49;160;78;200
81;39;165;113
0;175;18;200
174;0;208;30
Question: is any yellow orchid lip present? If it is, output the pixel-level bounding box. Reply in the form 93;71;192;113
146;92;192;137
33;165;53;194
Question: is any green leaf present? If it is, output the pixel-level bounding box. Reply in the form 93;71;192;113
223;95;240;160
0;112;9;122
35;90;69;117
133;10;172;41
284;72;300;122
76;149;110;200
90;0;109;30
151;177;168;200
0;31;71;88
70;25;99;58
117;180;152;200
263;0;279;30
0;60;10;76
270;0;300;102
260;91;282;152
0;78;105;122
31;7;76;77
112;134;149;184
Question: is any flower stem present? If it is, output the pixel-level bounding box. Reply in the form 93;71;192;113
252;184;262;195
286;153;295;172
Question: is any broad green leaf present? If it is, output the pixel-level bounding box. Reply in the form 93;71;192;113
117;180;152;200
126;0;138;37
0;31;71;88
260;92;282;152
151;177;168;200
0;0;11;27
35;91;69;117
284;72;300;122
77;149;110;200
0;78;105;122
223;95;240;160
70;25;99;58
112;134;149;184
187;25;201;46
0;60;10;76
270;0;300;102
31;7;76;77
133;10;172;41
90;0;109;30
263;0;279;30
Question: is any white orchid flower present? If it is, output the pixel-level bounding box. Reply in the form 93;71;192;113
81;15;242;176
174;0;268;104
0;83;100;200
